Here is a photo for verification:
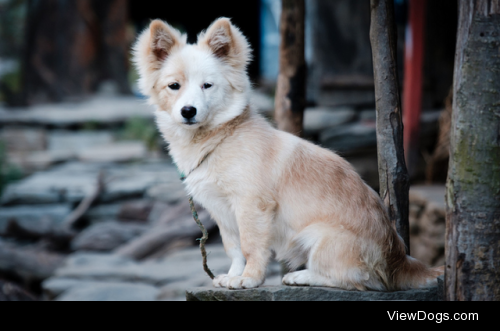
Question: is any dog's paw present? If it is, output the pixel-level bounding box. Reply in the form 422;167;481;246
227;276;262;290
213;274;231;288
282;270;313;287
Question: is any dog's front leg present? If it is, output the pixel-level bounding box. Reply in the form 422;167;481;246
226;197;275;290
213;225;246;288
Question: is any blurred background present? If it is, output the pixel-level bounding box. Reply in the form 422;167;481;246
0;0;456;301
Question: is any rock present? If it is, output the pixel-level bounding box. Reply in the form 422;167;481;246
85;203;122;224
101;163;180;203
0;128;47;153
0;204;72;236
52;245;231;287
48;130;114;153
0;241;66;283
318;89;376;108
303;107;357;135
117;200;153;223
6;131;116;173
145;182;187;204
409;185;446;267
71;221;149;252
320;121;377;154
78;141;147;163
0;279;37;301
0;96;154;128
359;109;376;122
56;282;160;301
42;278;113;300
344;153;380;191
0;164;98;205
115;201;218;260
1;161;181;205
8;150;75;173
157;276;213;301
186;284;440;301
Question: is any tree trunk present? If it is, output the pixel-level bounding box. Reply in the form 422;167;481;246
445;0;500;301
274;0;306;136
369;0;410;253
22;0;131;105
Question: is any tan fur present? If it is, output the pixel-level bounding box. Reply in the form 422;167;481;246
133;18;443;291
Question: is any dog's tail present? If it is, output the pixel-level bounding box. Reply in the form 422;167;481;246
385;230;444;291
392;255;444;290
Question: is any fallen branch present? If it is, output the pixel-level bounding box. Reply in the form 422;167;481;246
61;171;106;233
114;201;216;261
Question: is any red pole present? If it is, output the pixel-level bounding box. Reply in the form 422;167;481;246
403;0;427;175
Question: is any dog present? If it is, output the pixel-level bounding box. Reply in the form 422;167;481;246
133;17;443;291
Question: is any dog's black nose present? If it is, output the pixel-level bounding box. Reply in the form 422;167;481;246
181;106;197;119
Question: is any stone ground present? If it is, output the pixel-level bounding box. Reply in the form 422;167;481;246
0;92;445;301
43;244;282;301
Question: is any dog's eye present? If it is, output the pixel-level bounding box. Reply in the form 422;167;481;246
168;83;181;90
203;83;213;89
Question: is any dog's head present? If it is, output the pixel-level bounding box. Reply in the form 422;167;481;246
133;18;252;129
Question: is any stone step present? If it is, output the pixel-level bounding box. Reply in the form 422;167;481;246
0;96;154;128
186;280;443;301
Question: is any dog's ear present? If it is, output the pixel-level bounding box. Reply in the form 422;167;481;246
133;20;186;96
133;20;185;74
198;18;252;70
149;20;184;64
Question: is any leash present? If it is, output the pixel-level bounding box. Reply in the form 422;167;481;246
178;153;215;280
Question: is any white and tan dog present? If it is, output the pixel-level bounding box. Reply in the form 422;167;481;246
133;18;443;291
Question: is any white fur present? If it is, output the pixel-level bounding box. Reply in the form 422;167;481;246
133;18;442;291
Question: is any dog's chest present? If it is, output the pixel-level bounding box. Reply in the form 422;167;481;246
184;170;235;222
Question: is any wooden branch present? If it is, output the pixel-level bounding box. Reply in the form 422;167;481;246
61;171;105;232
445;0;500;301
114;203;215;261
274;0;306;136
369;0;410;253
114;225;192;260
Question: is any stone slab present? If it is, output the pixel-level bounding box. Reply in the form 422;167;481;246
71;221;148;252
320;122;377;154
48;131;114;153
0;96;154;128
0;160;181;205
303;107;357;135
77;141;147;163
52;245;232;287
56;282;159;301
0;204;72;235
186;285;440;301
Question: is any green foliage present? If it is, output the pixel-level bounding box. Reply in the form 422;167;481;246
0;67;22;102
119;117;160;151
0;141;23;195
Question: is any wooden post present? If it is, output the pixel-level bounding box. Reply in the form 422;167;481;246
369;0;410;254
274;0;306;137
445;0;500;301
403;0;427;175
